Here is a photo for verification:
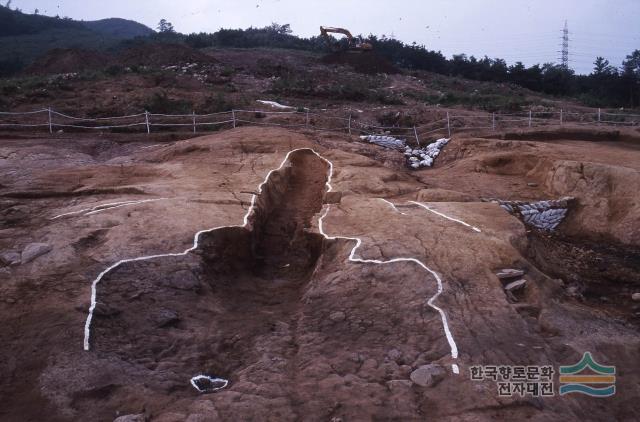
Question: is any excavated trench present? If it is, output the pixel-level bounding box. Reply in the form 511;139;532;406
88;149;331;410
526;231;640;322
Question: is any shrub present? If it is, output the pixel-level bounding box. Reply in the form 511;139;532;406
200;92;234;113
143;91;192;114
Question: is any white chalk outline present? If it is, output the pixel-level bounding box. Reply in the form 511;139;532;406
83;148;310;351
52;198;167;220
190;375;229;393
410;201;482;233
378;198;407;215
82;147;460;375
318;206;459;374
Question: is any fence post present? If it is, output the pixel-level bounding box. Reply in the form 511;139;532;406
446;111;451;137
192;111;196;134
528;110;532;128
348;112;352;135
598;108;601;125
144;111;150;134
48;107;52;134
560;109;563;125
413;126;420;146
232;110;236;128
492;112;496;130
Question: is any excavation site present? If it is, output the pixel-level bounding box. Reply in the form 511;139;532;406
1;5;640;420
2;125;639;421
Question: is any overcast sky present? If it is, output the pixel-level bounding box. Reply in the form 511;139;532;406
11;0;640;74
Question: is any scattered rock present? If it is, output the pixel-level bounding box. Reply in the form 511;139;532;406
632;293;640;302
114;414;146;422
409;364;446;387
505;279;527;292
164;270;200;291
154;309;180;327
387;348;402;362
527;182;539;187
496;268;525;279
20;243;52;264
329;311;346;322
386;379;412;392
0;251;21;266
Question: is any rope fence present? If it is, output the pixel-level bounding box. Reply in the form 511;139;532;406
0;106;638;144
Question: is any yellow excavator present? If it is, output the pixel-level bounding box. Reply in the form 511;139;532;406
320;26;373;52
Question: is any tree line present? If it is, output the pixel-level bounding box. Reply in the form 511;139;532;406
175;23;640;108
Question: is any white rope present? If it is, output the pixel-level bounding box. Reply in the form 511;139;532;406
0;109;48;115
53;123;146;129
51;111;145;121
0;123;50;127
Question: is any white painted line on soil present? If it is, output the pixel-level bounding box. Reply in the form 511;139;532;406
318;205;460;374
83;148;314;351
190;375;229;393
379;198;407;215
410;201;482;233
82;147;461;377
52;198;167;220
84;198;168;216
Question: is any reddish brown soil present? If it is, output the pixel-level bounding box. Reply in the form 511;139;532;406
0;127;639;421
321;50;399;75
26;48;113;75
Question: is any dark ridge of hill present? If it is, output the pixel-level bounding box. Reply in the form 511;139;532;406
82;18;154;39
0;6;155;76
0;5;85;36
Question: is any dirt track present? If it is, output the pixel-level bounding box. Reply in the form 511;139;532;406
1;127;639;420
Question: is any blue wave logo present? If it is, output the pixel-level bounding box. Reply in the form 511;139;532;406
559;352;615;397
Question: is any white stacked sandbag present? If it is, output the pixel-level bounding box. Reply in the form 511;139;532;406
496;197;573;231
403;138;449;169
359;135;406;150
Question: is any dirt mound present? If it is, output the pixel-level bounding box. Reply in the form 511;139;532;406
118;43;218;67
321;51;399;75
25;48;112;75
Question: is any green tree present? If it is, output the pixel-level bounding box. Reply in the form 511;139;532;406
157;18;175;33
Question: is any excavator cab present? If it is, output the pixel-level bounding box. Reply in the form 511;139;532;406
320;26;373;52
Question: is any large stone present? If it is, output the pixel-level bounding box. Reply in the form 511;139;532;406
496;269;525;279
154;309;180;327
505;279;527;292
410;364;446;387
329;311;346;322
163;270;201;291
0;251;21;266
21;243;52;264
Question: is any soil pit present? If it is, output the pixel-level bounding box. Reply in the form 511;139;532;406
89;149;330;402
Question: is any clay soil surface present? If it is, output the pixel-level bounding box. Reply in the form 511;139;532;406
1;126;639;421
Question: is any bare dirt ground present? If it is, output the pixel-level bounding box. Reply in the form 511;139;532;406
1;126;639;421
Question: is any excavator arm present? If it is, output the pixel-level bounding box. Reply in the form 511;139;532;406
319;26;372;52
